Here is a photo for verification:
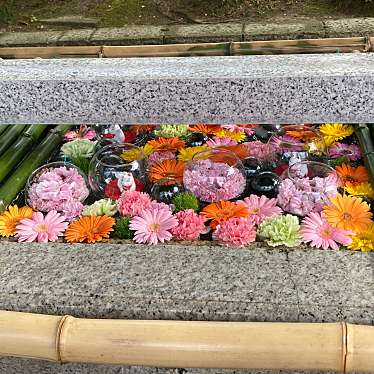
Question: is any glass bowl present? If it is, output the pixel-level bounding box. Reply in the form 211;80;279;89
183;147;246;203
267;125;327;176
88;143;148;199
277;161;339;217
26;161;89;219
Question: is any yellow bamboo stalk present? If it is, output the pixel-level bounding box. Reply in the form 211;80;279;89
0;36;369;59
1;310;374;372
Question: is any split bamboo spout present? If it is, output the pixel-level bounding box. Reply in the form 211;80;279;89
1;310;374;372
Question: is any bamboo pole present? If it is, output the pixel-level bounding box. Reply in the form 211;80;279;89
0;37;369;59
2;310;374;372
355;124;374;187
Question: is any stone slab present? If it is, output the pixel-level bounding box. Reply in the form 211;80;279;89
1;54;374;124
57;29;96;45
325;17;374;37
244;21;324;41
0;31;64;47
0;241;372;374
90;26;165;45
164;23;243;44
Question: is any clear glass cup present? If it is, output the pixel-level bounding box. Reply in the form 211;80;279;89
88;143;148;199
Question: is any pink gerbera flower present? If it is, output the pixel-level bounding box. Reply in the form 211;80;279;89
171;209;206;241
240;195;282;225
15;211;68;243
213;217;256;247
300;212;352;250
64;125;96;142
206;136;237;147
117;190;152;217
130;207;178;245
328;142;362;161
148;151;175;165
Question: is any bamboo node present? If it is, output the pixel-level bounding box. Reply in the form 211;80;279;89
56;315;71;364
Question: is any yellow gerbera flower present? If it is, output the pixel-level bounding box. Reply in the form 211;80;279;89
0;205;33;237
121;143;153;162
177;145;207;162
347;223;374;252
345;182;374;199
319;123;354;147
214;129;246;142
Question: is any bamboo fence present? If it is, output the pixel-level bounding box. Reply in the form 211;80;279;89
0;36;370;59
1;310;374;372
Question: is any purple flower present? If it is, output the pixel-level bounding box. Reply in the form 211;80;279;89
329;142;361;161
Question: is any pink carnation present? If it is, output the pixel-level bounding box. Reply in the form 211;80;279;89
130;206;178;245
300;212;352;250
117;190;152;217
240;195;282;225
171;209;206;241
213;217;256;247
246;141;273;161
16;211;68;243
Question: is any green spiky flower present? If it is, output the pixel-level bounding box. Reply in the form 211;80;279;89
155;124;189;138
61;138;97;159
172;192;199;212
258;214;301;248
113;217;134;239
82;199;117;217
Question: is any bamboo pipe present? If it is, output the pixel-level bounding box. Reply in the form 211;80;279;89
2;311;374;372
0;36;368;59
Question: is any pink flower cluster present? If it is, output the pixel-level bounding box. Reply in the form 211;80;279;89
171;209;206;241
213;217;256;247
117;190;152;216
184;159;246;202
277;176;338;217
28;166;88;220
246;141;274;161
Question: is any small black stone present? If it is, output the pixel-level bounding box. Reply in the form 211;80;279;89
187;132;209;147
250;171;281;198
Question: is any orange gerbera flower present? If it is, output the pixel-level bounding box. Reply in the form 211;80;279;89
202;200;249;229
0;205;33;237
335;164;369;186
129;124;157;134
65;215;115;243
189;124;220;135
323;194;373;233
150;159;185;183
221;144;249;160
148;137;185;152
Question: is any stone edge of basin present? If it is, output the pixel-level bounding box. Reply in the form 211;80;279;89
1;17;374;47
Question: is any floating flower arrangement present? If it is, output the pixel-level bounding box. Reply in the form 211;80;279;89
0;123;373;252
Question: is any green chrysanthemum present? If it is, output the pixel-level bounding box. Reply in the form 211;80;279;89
61;138;97;159
155;124;189;138
112;217;134;239
258;214;301;248
82;199;117;217
172;192;199;212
